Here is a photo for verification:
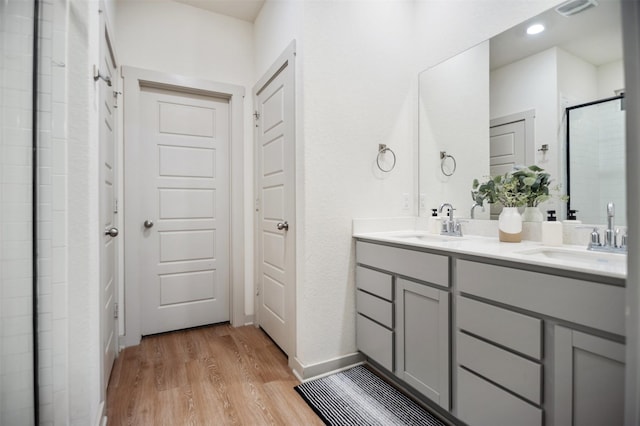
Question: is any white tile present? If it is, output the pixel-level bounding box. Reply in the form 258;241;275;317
38;293;52;314
52;283;67;319
38;220;53;242
1;279;32;299
0;334;32;355
39;276;52;295
51;66;65;103
1;297;31;318
39;129;52;148
1;352;31;372
39;330;52;350
52;174;66;211
52;246;66;283
39;312;52;331
52;102;66;139
38;202;52;221
39;367;53;387
52;319;67;357
39;182;53;204
38;166;52;185
39;92;52;113
52;211;66;246
53;390;68;424
52;29;66;62
39;348;52;368
38;111;52;132
1;314;32;336
52;354;68;392
52;138;66;175
39;384;53;405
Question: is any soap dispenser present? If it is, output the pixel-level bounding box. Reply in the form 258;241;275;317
542;210;563;246
428;209;441;234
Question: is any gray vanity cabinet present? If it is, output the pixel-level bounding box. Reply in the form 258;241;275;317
553;326;625;426
355;241;451;410
395;278;450;410
456;259;625;426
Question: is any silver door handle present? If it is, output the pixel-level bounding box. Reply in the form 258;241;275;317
276;221;289;231
144;220;154;229
105;227;119;237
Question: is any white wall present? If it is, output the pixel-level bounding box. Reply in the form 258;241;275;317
114;0;255;317
598;59;625;98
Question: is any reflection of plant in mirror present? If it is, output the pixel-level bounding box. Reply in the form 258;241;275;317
472;165;565;208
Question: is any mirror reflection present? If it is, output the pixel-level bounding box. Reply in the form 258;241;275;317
418;0;625;225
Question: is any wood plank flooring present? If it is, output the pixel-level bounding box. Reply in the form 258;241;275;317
107;323;324;426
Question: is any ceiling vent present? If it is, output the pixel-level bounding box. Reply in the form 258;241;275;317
555;0;598;17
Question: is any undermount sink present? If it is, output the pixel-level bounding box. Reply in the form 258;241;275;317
515;247;627;268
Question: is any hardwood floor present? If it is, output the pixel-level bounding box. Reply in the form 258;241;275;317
107;324;324;426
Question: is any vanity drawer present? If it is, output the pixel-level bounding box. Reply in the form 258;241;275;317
457;259;625;336
356;266;393;301
356;290;393;329
458;296;542;359
458;367;542;426
356;241;449;287
356;314;393;371
458;331;542;405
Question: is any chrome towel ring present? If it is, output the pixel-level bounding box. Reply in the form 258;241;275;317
440;151;457;176
377;144;396;173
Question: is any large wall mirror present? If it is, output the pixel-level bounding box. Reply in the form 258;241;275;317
418;0;625;226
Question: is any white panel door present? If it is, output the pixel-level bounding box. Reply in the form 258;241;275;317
98;17;117;392
489;119;525;219
137;86;230;335
255;48;295;356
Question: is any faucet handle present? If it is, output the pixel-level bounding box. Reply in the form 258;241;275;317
616;228;628;249
588;227;601;248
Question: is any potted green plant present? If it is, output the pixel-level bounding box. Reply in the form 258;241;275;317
472;165;566;242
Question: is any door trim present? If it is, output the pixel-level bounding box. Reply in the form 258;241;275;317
121;66;245;347
253;40;297;358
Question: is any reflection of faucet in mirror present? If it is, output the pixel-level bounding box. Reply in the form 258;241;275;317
470;191;485;219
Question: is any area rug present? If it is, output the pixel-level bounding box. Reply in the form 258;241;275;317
294;365;446;426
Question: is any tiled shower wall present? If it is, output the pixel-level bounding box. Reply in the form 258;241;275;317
1;1;36;424
1;0;68;423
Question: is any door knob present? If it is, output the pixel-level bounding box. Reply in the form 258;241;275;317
144;220;154;229
105;227;119;237
276;221;289;231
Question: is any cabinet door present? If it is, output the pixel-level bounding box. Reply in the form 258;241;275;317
395;278;450;409
554;326;625;426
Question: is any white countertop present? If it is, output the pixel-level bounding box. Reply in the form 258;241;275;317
353;229;627;280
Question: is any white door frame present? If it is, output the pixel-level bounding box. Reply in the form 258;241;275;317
253;41;297;357
121;66;245;347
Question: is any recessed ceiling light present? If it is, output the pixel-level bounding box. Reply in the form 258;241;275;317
526;24;545;35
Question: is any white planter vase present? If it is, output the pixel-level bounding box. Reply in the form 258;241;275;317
522;206;543;222
499;207;523;242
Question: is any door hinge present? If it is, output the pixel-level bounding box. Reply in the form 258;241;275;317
255;197;260;212
253;111;260;128
114;198;118;214
114;302;119;319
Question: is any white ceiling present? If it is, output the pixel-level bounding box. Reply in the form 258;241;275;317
173;0;265;22
490;0;622;70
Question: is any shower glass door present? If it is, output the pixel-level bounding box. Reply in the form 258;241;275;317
1;1;36;424
567;96;626;226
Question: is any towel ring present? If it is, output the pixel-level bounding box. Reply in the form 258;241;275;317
440;151;456;176
377;144;396;173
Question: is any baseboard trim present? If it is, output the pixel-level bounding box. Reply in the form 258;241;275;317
243;315;255;326
290;352;365;381
94;401;106;426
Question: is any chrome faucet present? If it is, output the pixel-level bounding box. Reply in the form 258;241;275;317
587;202;627;253
439;202;463;237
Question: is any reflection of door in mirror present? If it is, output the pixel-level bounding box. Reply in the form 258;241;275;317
489;111;535;219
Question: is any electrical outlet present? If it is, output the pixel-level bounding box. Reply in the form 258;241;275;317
402;193;410;210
